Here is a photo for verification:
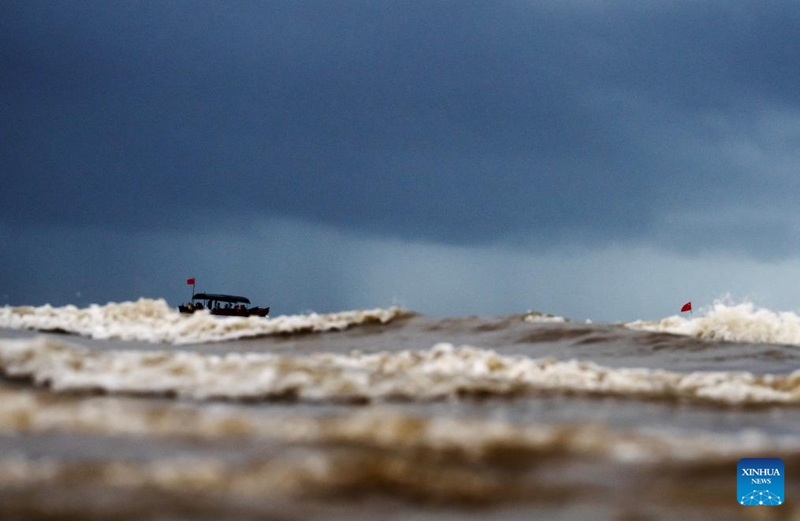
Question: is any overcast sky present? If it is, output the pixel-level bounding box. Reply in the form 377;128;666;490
3;1;800;321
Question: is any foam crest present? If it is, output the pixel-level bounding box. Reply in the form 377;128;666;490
2;337;800;405
0;299;409;344
626;301;800;346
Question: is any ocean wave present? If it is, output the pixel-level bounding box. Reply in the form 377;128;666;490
1;394;799;515
626;301;800;346
2;337;800;405
0;387;794;463
0;299;410;344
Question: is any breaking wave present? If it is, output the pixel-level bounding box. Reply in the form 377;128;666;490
0;299;410;344
2;337;800;405
626;301;800;346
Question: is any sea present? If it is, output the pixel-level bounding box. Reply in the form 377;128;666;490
1;298;799;520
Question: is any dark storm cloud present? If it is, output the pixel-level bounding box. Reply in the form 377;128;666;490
3;1;800;251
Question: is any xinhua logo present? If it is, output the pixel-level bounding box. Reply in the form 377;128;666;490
738;458;784;506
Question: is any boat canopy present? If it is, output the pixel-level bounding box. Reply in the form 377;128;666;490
192;293;251;304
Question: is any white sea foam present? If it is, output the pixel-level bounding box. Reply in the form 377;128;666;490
626;300;800;346
0;299;409;344
2;337;799;405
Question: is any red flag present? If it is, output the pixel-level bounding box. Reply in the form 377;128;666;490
680;302;692;313
186;278;196;285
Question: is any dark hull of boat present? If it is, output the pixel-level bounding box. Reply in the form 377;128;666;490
178;306;270;317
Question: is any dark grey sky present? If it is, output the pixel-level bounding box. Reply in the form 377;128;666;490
3;1;800;320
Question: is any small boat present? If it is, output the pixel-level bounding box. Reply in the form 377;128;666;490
179;293;270;317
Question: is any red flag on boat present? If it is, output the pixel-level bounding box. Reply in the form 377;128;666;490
187;278;196;285
680;302;692;313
